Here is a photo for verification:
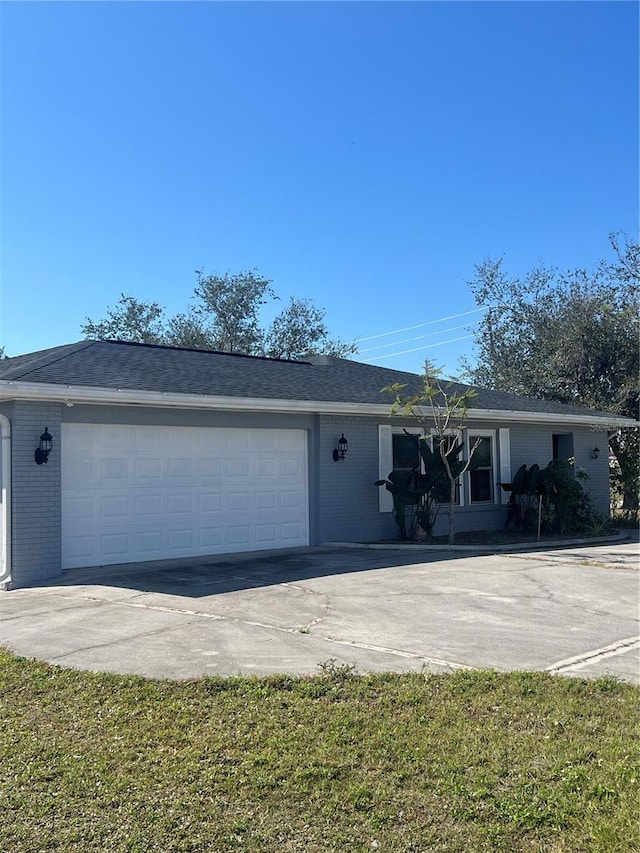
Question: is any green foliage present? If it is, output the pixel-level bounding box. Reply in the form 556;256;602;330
375;469;421;539
264;296;356;359
537;460;600;533
501;463;542;531
502;460;601;534
2;649;639;853
192;268;275;354
81;270;354;359
82;294;166;343
376;452;440;541
465;232;639;513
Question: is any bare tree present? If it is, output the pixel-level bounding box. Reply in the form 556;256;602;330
385;365;481;545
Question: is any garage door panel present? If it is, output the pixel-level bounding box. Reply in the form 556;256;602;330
64;535;94;560
281;521;304;542
62;424;308;569
168;529;193;551
198;492;222;513
226;458;250;477
227;525;251;545
252;431;277;450
102;532;130;558
199;527;224;548
64;495;95;521
166;493;194;514
135;458;163;481
100;495;129;519
198;459;223;479
255;492;277;510
280;457;303;477
255;458;276;477
167;458;194;480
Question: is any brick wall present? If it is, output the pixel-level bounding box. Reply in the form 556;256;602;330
314;418;613;543
574;427;610;518
315;415;397;543
9;401;63;587
506;423;611;519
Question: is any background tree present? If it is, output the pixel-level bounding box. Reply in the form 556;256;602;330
82;268;355;360
82;295;166;344
464;233;639;515
192;268;275;354
264;297;356;360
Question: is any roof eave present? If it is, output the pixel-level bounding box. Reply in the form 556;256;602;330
0;381;636;428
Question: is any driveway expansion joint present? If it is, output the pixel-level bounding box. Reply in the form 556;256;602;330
46;618;202;663
547;636;640;674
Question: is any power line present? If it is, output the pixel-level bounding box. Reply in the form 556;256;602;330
352;306;487;344
358;321;481;353
365;334;475;361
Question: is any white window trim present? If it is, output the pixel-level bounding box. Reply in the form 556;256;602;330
378;425;393;512
466;429;498;505
498;428;511;505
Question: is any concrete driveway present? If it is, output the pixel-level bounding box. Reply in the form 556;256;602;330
1;536;638;682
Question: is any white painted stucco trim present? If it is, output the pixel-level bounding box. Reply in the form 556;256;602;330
0;379;636;428
0;413;11;588
377;425;393;513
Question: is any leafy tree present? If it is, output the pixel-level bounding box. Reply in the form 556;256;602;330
163;309;217;351
264;297;356;360
82;269;354;360
464;233;639;515
193;268;275;354
385;364;481;545
82;295;166;344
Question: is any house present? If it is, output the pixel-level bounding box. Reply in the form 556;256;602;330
0;340;634;589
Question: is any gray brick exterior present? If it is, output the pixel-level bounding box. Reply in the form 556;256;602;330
315;414;397;543
4;401;62;587
0;400;617;589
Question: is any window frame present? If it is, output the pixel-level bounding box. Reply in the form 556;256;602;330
466;429;497;505
391;427;424;473
428;429;464;506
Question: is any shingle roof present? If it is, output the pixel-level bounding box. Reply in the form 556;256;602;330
0;339;629;420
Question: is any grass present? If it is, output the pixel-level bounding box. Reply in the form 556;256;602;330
1;649;639;852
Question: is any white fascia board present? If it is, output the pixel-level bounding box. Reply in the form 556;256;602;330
0;380;380;415
465;407;637;428
0;380;637;427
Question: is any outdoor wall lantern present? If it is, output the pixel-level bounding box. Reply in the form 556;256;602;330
333;434;348;462
591;446;600;460
35;427;53;465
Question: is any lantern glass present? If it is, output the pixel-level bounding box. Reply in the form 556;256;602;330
40;428;53;453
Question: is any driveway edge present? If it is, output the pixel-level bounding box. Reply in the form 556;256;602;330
324;531;629;554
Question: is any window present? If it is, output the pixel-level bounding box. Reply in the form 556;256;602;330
431;433;461;504
552;433;574;462
392;432;420;471
468;433;494;503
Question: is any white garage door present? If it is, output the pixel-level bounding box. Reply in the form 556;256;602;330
62;424;308;569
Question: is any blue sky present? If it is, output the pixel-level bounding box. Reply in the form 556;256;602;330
1;1;637;376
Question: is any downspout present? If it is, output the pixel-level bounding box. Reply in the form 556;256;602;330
0;414;11;589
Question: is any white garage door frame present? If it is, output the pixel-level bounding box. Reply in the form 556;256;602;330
62;423;309;569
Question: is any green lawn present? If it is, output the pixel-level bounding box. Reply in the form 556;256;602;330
1;649;638;852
